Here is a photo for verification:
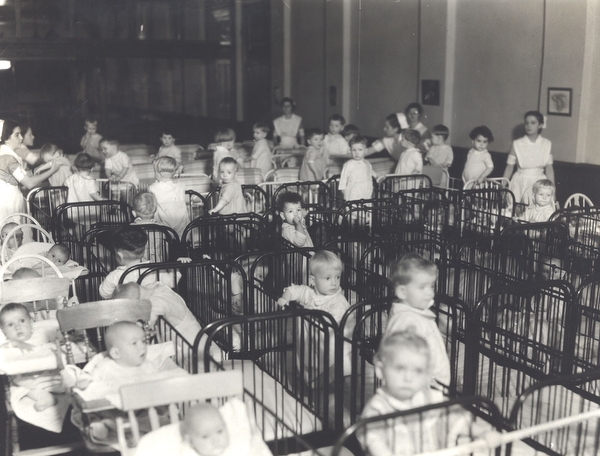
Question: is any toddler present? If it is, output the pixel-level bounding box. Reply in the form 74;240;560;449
462;126;494;184
80;116;103;163
276;192;314;248
98;226;178;299
149;157;190;236
34;144;72;187
131;192;160;225
250;122;273;178
384;253;450;386
299;128;326;182
208;158;246;215
101;138;139;188
342;124;359;143
367;113;409;161
339;136;377;201
522;179;556;223
112;282;201;346
212;128;238;183
425;124;453;187
0;303;63;412
277;250;353;381
394;129;423;175
360;330;474;455
64;153;105;203
323;114;350;164
156;128;182;167
132;400;271;456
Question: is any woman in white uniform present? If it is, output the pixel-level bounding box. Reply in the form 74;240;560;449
273;98;304;149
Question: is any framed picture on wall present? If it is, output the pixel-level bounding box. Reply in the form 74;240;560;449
547;88;572;116
421;80;440;106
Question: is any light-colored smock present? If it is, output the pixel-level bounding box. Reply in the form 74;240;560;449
339;159;374;201
273;114;303;149
149;179;190;237
507;135;552;204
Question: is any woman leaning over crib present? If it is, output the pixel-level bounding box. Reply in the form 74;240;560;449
503;111;555;205
0;120;60;220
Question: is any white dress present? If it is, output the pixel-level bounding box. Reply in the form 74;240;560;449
273;114;303;149
0;144;27;221
339;159;374;201
507;135;552;204
149;180;190;237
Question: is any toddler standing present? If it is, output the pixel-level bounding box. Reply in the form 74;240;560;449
276;192;314;248
425;124;453;187
250;122;273;178
156;128;182;167
462;126;494;184
522;179;556;223
394;129;423;175
360;330;474;455
64;153;105;203
208;158;246;215
339;136;377;201
149;157;190;237
323;114;350;165
101;138;139;188
212;128;237;183
299;128;326;182
384;253;450;386
80;116;103;163
35;144;72;187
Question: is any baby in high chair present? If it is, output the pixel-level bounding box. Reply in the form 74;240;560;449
133;401;272;456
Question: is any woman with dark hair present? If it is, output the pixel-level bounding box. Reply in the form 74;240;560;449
503;110;555;204
0;120;59;220
273;97;304;148
404;102;430;152
15;121;40;170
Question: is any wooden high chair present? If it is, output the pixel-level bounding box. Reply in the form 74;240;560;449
116;370;243;456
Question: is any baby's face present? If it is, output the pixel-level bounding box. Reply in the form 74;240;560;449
307;134;324;150
1;225;22;249
46;247;68;266
85;122;97;134
188;410;229;456
329;120;344;135
280;202;303;225
351;142;367;161
112;326;147;367
219;163;237;184
101;143;118;158
161;134;175;147
0;309;33;343
396;271;437;310
534;187;554;208
472;135;489;152
253;129;267;141
311;266;341;296
378;347;430;401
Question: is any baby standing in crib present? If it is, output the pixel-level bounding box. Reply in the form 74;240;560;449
339;136;377;201
360;330;476;456
462;126;494;184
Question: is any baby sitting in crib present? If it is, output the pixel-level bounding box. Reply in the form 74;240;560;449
276;191;314;248
133;401;272;456
0;304;64;411
68;321;187;445
1;222;23;262
360;330;488;455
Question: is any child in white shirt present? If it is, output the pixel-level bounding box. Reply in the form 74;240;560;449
424;124;453;187
339;136;377;201
276;192;313;248
323;114;350;165
462;126;494;184
212;128;238;183
131;192;161;225
156;128;182;167
394;129;423;175
149;157;190;237
64;153;105;203
101;138;139;188
208;158;246;215
250;122;272;178
35;144;72;187
522;179;556;223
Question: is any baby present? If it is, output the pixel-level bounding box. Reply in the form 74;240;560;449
360;330;475;455
149;156;190;236
35;144;73;187
0;304;62;411
208;157;247;215
131;192;161;225
80;116;103;163
522;179;556;223
43;244;70;267
394;129;423;176
250;122;273;178
1;222;23;261
276;192;314;248
101;138;139;188
132;400;272;456
156;128;182;167
384;253;450;386
323;114;350;165
211;128;238;183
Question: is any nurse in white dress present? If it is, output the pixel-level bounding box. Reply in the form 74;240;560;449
503;111;555;205
273;98;304;149
0;120;59;222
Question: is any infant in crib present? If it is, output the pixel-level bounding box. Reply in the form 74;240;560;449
384;253;451;387
133;401;272;456
42;244;70;267
112;282;201;345
1;222;23;261
69;321;186;444
360;330;485;455
276;191;314;248
0;304;64;412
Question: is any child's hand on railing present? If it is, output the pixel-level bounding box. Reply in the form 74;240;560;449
177;257;192;263
276;297;288;308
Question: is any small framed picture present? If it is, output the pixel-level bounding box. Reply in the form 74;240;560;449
421;80;440;106
547;87;572;116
